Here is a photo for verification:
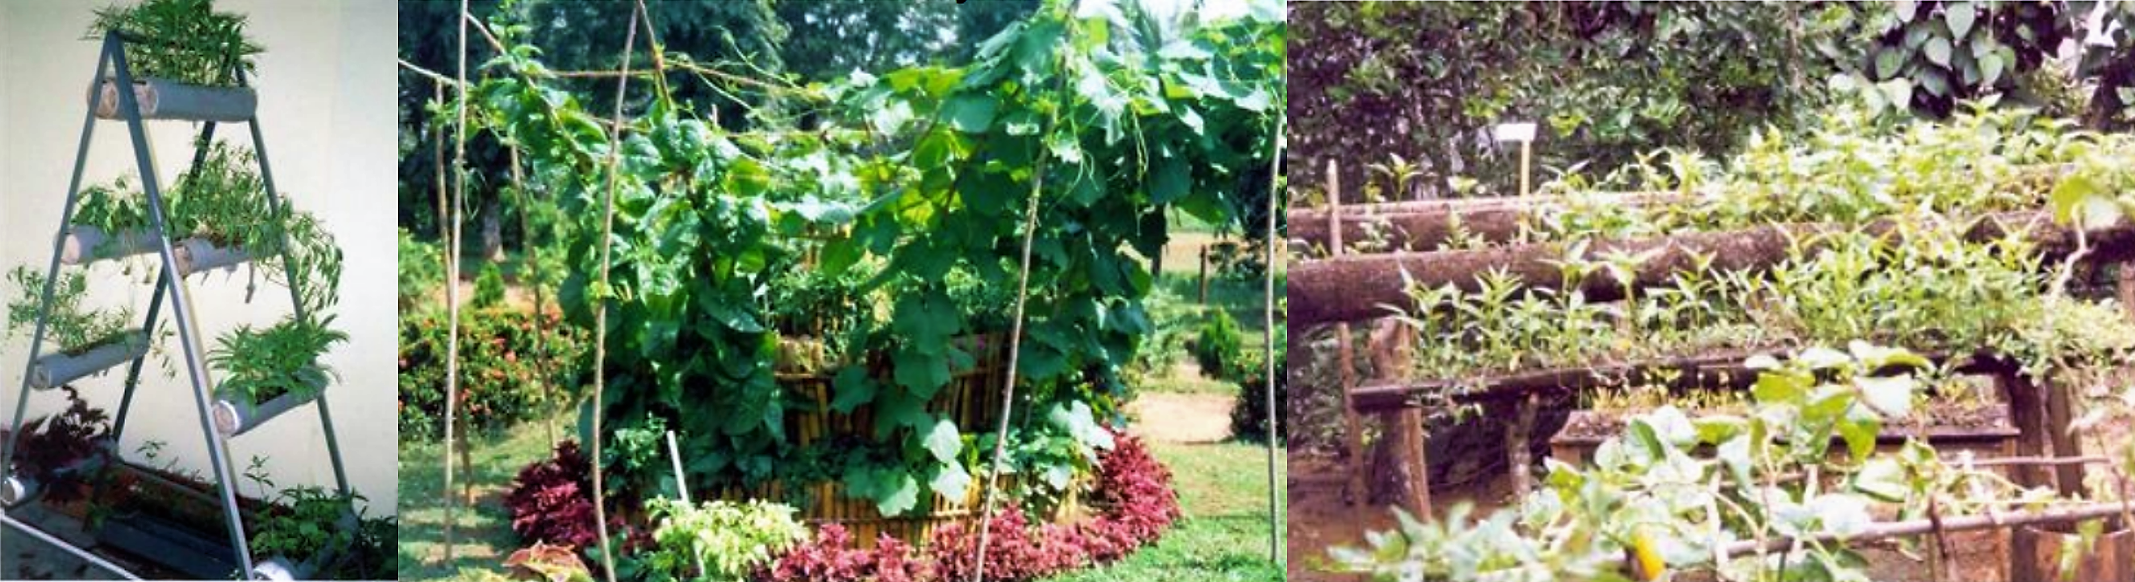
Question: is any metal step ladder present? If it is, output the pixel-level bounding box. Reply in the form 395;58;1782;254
0;29;352;581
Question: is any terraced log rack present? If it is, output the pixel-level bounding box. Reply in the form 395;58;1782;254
0;30;352;581
1293;160;2128;530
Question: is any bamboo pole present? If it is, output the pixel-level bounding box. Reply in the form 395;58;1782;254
586;4;642;582
440;0;468;563
1262;115;1284;565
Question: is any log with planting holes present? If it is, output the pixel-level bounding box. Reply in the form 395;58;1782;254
1290;210;2135;326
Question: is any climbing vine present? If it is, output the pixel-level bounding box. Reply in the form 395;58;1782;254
460;0;1283;516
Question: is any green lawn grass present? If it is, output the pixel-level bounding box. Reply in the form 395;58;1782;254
1042;440;1286;581
398;412;577;581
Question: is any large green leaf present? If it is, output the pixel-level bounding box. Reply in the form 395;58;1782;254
943;95;1000;134
921;417;963;463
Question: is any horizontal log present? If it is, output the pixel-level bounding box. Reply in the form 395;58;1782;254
1289;210;2135;326
1292;165;2077;254
1292;193;1681;252
1351;348;2012;412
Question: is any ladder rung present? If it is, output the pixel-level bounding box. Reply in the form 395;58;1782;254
30;330;150;389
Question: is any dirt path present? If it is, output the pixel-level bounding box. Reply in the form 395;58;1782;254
1128;392;1236;444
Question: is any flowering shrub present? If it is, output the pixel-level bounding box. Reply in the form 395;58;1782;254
399;308;587;438
761;430;1179;581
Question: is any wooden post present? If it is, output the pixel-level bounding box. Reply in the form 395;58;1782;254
1507;393;1537;494
2119;262;2135;318
1328;159;1370;505
2001;372;2049;491
2043;378;2087;498
1397;408;1430;518
1197;246;1210;304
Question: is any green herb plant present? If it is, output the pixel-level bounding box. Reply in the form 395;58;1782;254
4;266;134;354
207;315;347;405
1332;344;2061;582
641;498;808;582
86;0;261;87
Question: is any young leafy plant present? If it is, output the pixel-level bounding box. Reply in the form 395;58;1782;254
207;315;346;404
4;266;133;354
86;0;261;87
642;498;808;582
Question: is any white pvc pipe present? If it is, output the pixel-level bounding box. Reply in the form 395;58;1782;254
89;77;257;122
213;390;319;437
58;226;161;265
30;330;150;389
175;237;251;276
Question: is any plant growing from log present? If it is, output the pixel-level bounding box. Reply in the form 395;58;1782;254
1331;343;2061;582
207;315;346;404
86;0;261;87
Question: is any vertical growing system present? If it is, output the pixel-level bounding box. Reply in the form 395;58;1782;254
1;0;374;579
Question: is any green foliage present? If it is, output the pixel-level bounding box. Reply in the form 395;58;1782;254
1229;330;1286;443
1292;2;1867;198
248;486;353;562
1847;1;2135;123
87;0;261;86
473;262;506;309
208;316;346;404
464;0;1283;518
4;266;133;353
399;228;443;308
1332;344;2055;581
398;308;588;439
1189;309;1243;379
72;176;156;236
642;498;808;582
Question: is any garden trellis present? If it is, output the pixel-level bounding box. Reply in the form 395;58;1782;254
405;0;1285;578
1296;106;2135;580
0;29;352;581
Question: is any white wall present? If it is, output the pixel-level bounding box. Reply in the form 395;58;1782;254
0;0;397;515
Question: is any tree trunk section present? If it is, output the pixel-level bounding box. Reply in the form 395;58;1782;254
1291;210;2135;325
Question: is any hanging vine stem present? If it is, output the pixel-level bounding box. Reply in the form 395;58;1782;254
1263;113;1285;565
588;3;642;582
441;0;469;565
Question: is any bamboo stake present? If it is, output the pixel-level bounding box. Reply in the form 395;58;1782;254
441;0;468;564
972;59;1063;582
587;4;641;582
1263;114;1285;565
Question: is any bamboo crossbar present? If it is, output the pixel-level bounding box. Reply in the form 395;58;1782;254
1716;500;2135;559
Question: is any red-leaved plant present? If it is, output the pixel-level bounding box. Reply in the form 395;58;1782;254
504;441;607;548
761;429;1180;582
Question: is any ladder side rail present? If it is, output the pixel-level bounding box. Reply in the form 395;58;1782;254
235;68;354;502
106;29;258;577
